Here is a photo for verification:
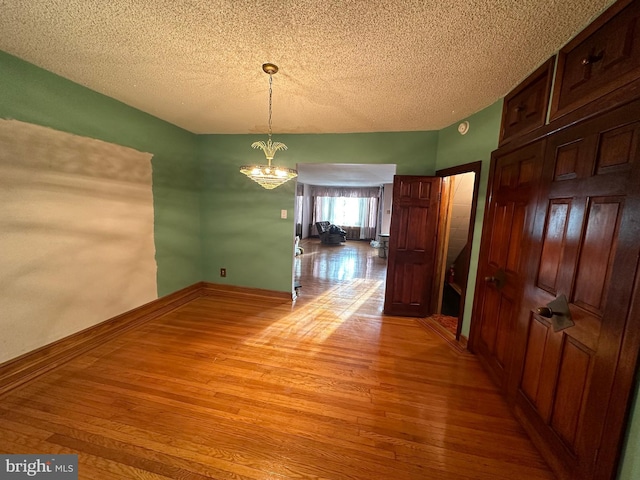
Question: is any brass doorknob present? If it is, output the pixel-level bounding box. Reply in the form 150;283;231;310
483;269;506;290
536;306;554;318
535;294;574;332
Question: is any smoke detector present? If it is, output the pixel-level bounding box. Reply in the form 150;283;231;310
458;121;470;135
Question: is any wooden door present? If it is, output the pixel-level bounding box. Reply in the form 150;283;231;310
512;103;640;479
469;141;545;389
384;176;441;317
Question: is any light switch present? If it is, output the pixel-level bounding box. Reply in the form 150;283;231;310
280;209;287;219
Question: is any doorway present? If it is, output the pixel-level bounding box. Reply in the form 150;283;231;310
434;161;482;340
293;163;395;292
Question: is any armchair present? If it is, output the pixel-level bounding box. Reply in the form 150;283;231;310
315;221;346;245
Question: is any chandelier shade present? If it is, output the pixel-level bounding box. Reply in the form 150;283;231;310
240;63;297;189
239;164;298;190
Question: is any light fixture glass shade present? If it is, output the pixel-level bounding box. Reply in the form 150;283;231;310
239;163;298;189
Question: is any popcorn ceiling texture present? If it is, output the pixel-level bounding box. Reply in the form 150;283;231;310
0;0;614;134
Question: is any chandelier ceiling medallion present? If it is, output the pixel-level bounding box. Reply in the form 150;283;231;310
240;63;297;190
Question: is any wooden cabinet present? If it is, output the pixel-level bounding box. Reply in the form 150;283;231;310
550;0;640;120
471;1;640;478
500;58;554;146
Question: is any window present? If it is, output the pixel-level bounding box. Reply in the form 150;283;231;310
311;186;380;239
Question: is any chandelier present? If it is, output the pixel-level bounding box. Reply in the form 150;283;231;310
240;63;297;189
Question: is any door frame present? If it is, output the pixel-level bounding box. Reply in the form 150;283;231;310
435;161;482;340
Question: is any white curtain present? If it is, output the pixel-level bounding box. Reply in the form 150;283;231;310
311;186;380;239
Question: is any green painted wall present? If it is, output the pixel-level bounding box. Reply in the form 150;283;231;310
435;100;503;337
199;131;438;293
0;51;202;296
620;386;640;480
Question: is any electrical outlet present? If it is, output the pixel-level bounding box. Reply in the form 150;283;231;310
220;268;226;277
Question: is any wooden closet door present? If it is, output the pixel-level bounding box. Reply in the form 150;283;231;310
384;176;441;317
512;103;640;479
470;141;544;389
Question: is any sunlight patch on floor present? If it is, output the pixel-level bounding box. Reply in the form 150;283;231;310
336;278;384;321
242;278;383;352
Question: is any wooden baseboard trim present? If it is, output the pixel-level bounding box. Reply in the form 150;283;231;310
0;282;203;397
416;317;473;355
201;282;293;302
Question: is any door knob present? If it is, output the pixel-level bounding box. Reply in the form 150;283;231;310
535;306;555;318
535;294;574;332
484;269;506;290
581;51;604;65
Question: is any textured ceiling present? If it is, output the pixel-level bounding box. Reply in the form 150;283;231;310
0;0;614;135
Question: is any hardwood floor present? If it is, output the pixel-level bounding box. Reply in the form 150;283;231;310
0;239;555;479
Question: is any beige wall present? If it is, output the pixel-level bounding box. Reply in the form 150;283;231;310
0;120;157;363
445;172;475;268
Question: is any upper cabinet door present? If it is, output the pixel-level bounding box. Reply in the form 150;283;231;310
500;58;555;146
550;0;640;120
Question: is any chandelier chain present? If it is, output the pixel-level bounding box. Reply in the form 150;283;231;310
268;73;273;141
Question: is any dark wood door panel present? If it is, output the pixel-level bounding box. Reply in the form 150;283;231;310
536;199;571;294
487;203;512;267
512;100;640;479
478;288;514;368
593;236;640;479
494;296;515;367
384;176;441;317
549;338;592;448
396;175;433;200
572;196;624;315
551;138;596;181
387;263;429;312
479;286;501;352
393;205;431;251
596;121;640;174
519;315;549;405
505;203;528;275
532;195;624;320
470;140;545;388
521;320;594;440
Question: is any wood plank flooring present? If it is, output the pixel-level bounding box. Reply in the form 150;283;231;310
0;239;555;479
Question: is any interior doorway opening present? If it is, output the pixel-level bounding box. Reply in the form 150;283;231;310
434;162;482;340
292;163;396;295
